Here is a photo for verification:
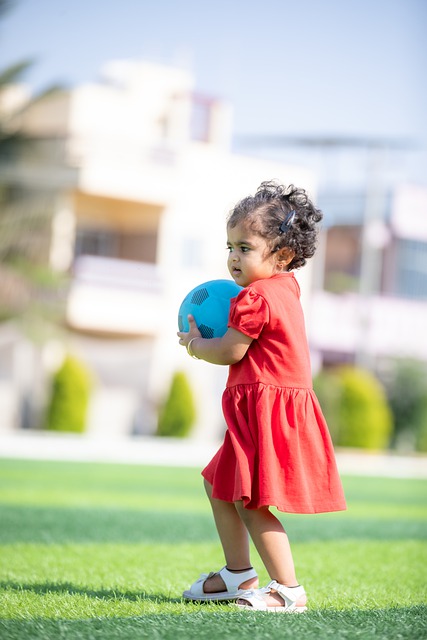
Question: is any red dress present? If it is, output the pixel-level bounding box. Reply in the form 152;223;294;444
202;273;346;514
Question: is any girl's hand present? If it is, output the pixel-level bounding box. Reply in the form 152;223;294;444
178;316;253;365
177;314;201;350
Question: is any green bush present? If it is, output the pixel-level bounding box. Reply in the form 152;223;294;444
45;355;92;433
415;401;427;452
157;371;196;438
314;365;393;450
311;367;342;444
382;359;427;452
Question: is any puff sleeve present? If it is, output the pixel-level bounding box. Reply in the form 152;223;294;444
228;288;269;339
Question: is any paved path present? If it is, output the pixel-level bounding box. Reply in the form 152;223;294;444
1;432;426;479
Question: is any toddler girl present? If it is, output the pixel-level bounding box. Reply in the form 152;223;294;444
177;181;346;612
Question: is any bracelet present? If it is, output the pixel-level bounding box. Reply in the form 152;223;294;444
187;337;201;359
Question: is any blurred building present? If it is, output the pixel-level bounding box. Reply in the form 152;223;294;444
0;60;315;438
2;60;426;439
310;180;427;369
237;138;427;370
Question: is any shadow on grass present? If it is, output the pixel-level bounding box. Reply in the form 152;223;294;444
0;606;426;640
1;504;426;545
0;580;182;604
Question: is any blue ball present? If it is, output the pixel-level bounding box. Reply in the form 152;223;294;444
178;279;243;339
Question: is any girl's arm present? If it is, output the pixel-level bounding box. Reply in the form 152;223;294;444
177;314;252;365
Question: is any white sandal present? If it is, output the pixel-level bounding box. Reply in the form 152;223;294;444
235;580;307;613
182;566;258;601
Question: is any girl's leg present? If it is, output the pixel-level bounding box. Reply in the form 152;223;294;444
202;480;258;593
234;501;306;606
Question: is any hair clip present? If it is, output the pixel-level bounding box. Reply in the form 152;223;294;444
279;210;296;234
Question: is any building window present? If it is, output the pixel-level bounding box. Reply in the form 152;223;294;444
75;228;157;263
395;239;427;300
75;228;117;257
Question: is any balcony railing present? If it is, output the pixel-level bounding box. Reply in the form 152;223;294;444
67;255;164;335
310;290;427;361
72;255;163;293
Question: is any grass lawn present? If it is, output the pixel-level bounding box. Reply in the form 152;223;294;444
0;457;426;639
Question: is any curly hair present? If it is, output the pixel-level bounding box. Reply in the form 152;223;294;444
227;181;323;270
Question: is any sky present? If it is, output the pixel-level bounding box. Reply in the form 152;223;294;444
1;0;427;185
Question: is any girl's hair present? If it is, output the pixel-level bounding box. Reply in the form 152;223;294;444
227;180;323;270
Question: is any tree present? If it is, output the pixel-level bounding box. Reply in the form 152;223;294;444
0;2;67;328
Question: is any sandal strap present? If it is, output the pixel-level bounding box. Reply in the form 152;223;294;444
219;566;258;592
186;566;258;598
268;580;306;611
236;589;268;610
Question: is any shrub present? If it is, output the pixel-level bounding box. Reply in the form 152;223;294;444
314;365;393;450
382;359;427;452
45;355;92;433
415;400;427;453
337;367;393;449
157;371;196;438
312;367;342;444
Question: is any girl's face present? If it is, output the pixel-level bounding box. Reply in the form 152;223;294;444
227;221;285;287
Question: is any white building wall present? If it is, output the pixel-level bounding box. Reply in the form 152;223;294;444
8;60;318;439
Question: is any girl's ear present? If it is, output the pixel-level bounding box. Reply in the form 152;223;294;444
276;247;295;268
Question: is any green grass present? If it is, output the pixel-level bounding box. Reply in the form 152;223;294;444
0;458;426;639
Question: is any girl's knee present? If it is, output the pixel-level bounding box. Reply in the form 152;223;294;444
234;500;245;515
234;500;269;521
